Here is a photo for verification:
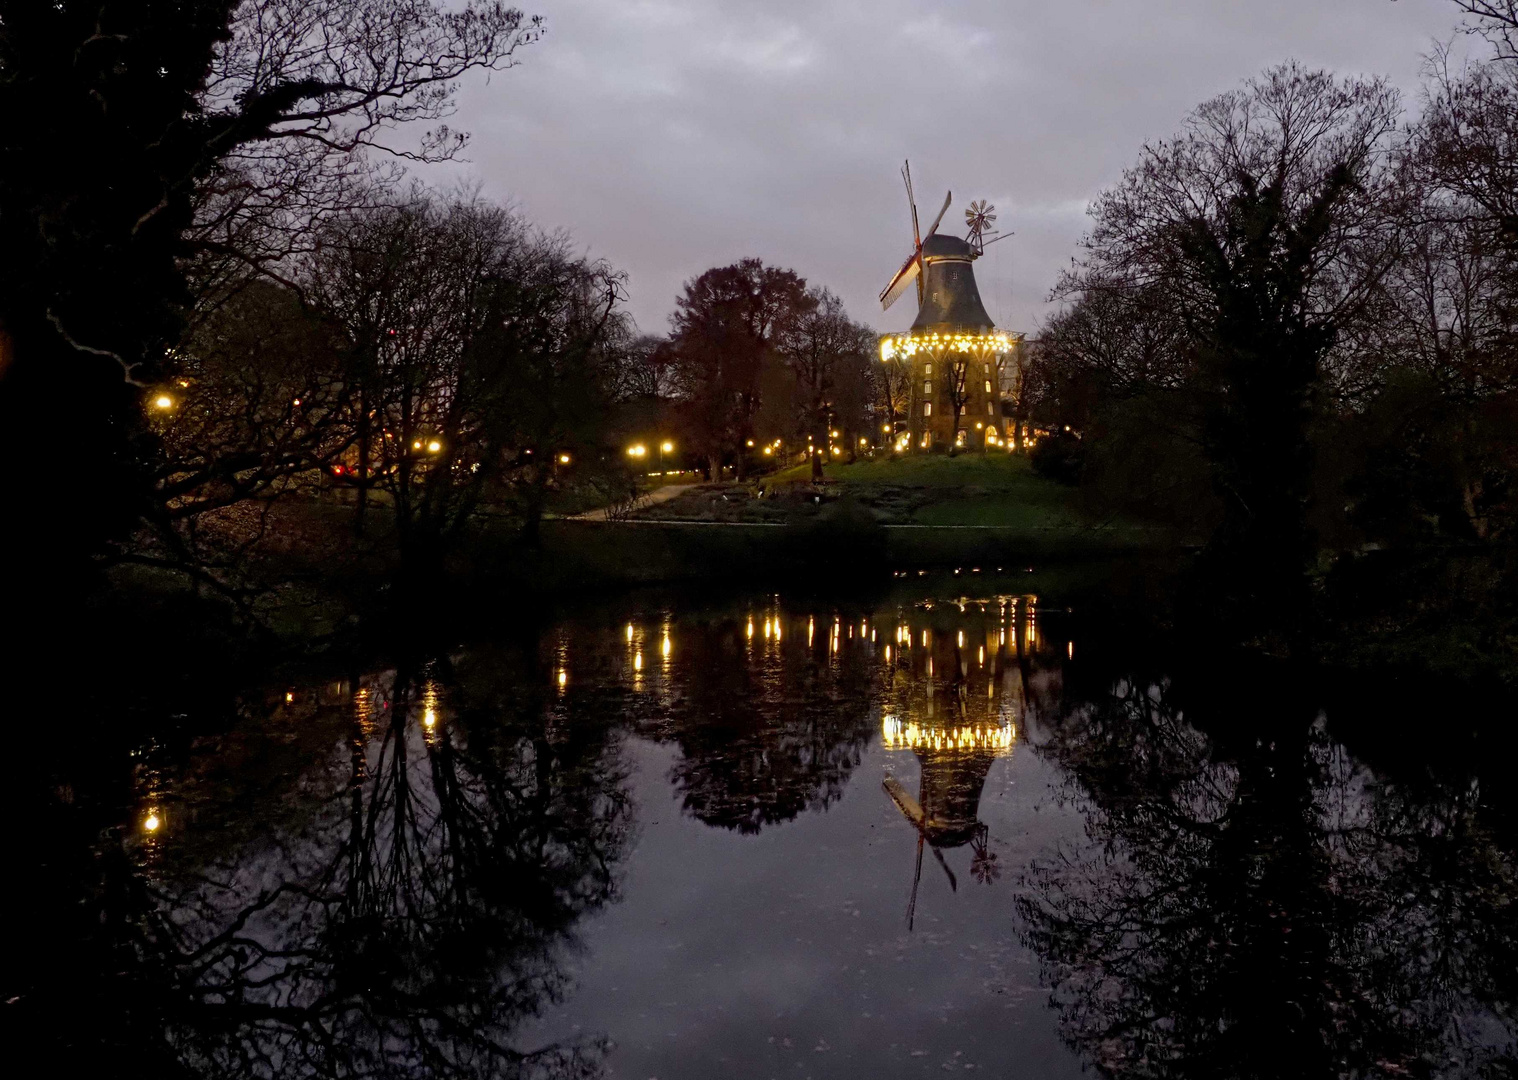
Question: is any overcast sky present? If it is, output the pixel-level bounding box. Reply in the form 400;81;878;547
446;0;1469;338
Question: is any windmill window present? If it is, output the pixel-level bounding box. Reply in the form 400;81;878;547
923;402;932;417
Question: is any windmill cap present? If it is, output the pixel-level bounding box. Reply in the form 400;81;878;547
920;233;977;260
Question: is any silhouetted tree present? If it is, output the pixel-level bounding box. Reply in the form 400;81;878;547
778;288;876;479
1047;63;1403;623
0;0;540;582
666;259;809;479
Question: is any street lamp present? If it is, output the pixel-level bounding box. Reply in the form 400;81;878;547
152;394;173;410
659;440;673;470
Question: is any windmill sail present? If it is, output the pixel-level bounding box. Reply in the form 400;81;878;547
922;190;952;240
879;187;954;312
879;251;921;311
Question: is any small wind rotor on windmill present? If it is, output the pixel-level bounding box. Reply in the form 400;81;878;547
878;160;952;312
964;199;996;253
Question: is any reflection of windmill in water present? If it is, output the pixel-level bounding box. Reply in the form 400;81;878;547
880;613;1018;930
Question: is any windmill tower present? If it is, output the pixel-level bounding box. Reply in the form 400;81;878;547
879;163;1019;452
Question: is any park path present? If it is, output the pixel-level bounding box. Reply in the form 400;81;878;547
567;483;697;521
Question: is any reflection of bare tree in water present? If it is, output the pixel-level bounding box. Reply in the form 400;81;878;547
1018;673;1518;1079
38;661;632;1080
638;622;878;833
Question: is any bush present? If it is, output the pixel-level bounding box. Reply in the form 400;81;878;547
1031;431;1086;485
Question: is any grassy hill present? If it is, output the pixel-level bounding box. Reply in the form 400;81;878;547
634;452;1091;530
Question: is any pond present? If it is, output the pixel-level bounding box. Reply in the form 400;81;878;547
18;574;1518;1077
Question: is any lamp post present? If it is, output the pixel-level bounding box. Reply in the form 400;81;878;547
659;440;673;472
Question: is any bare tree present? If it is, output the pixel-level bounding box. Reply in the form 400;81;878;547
306;191;628;577
0;0;544;577
877;352;913;448
778;288;875;480
1054;62;1403;607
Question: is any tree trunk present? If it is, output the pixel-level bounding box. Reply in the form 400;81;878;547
521;462;550;548
354;402;371;537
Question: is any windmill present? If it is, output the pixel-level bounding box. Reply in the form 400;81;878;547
876;161;1017;453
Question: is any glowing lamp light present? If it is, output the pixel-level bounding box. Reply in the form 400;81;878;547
143;811;162;833
292;398;302;406
763;447;773;455
427;440;441;453
627;444;647;458
661;441;674;453
830;430;840;438
285;691;294;703
558;453;572;464
153;394;173;410
413;440;422;450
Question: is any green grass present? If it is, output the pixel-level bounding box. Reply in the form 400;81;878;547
761;453;1084;530
783;452;1046;490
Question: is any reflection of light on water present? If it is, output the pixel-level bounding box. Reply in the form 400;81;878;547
978;646;985;664
556;670;567;690
626;623;634;642
419;680;444;740
143;810;163;833
885;645;892;662
661;634;671;657
634;652;643;671
746;619;754;640
881;715;1015;752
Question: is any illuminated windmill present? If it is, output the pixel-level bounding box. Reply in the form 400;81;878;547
878;162;1017;452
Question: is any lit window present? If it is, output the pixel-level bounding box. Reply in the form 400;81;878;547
985;381;992;393
924;363;932;376
923;402;932;417
923;381;931;395
988;401;995;414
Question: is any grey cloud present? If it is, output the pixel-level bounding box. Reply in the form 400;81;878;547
444;0;1462;336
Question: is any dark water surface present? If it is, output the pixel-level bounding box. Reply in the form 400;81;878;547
18;577;1518;1078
